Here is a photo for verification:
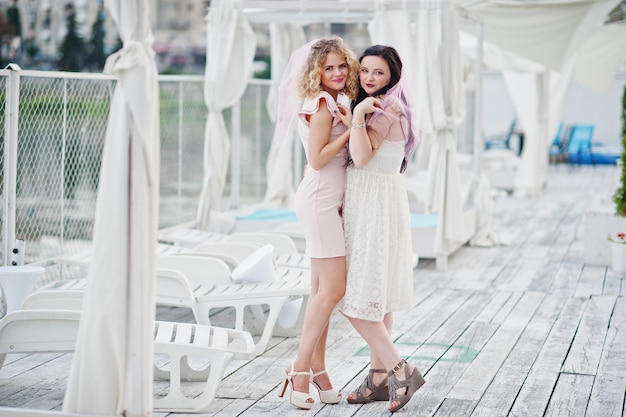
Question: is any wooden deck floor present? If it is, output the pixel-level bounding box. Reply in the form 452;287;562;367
1;164;624;417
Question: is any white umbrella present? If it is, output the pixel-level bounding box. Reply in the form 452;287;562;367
62;0;159;415
263;23;306;207
197;0;256;229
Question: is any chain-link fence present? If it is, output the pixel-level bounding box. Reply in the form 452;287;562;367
0;70;274;266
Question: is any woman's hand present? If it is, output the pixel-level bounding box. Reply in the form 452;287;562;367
334;104;352;128
354;96;383;116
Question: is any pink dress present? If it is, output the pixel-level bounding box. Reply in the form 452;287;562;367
294;91;350;258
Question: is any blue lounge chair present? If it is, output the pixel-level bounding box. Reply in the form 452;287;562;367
485;119;524;156
566;124;595;165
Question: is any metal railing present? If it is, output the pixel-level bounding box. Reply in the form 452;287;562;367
0;68;274;265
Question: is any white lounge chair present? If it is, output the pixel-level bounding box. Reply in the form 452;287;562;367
0;308;254;413
37;255;310;356
157;226;311;269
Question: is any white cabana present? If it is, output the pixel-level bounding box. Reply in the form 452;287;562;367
457;0;623;196
197;0;257;230
196;0;624;265
62;0;159;415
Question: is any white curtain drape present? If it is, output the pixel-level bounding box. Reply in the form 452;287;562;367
197;0;256;229
263;23;306;207
63;0;159;415
505;58;575;196
367;10;416;87
430;5;466;254
266;23;306;123
414;5;466;256
503;71;548;197
415;10;446;173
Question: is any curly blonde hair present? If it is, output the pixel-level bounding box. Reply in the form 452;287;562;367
298;36;359;100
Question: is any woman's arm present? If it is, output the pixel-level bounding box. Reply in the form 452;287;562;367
349;97;384;168
307;98;350;170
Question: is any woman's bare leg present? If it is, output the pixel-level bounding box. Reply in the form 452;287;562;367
310;322;333;390
289;256;346;395
346;313;393;401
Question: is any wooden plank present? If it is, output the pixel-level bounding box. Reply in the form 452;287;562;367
406;321;500;417
573;265;606;298
490;291;524;325
509;297;588;417
473;291;514;323
393;287;450;334
549;246;585;296
440;246;510;289
585;296;626;417
399;289;475;346
0;353;73;409
544;373;594;417
601;268;621;296
469;293;567;417
561;295;616;375
502;246;547;292
528;257;565;293
397;291;496;380
446;291;545;401
432;398;477;417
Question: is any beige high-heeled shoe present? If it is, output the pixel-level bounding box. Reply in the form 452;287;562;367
278;362;314;410
310;369;341;404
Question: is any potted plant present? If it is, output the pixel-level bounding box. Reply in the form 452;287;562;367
607;232;626;274
612;84;626;216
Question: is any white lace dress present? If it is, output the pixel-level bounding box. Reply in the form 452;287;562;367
338;140;413;322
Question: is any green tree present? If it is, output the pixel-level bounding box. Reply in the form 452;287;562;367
86;5;106;71
57;4;86;72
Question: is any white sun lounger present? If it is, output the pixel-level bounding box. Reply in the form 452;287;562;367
157;226;311;269
0;308;254;413
37;255;310;356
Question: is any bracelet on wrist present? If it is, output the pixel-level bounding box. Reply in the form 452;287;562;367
351;121;366;130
